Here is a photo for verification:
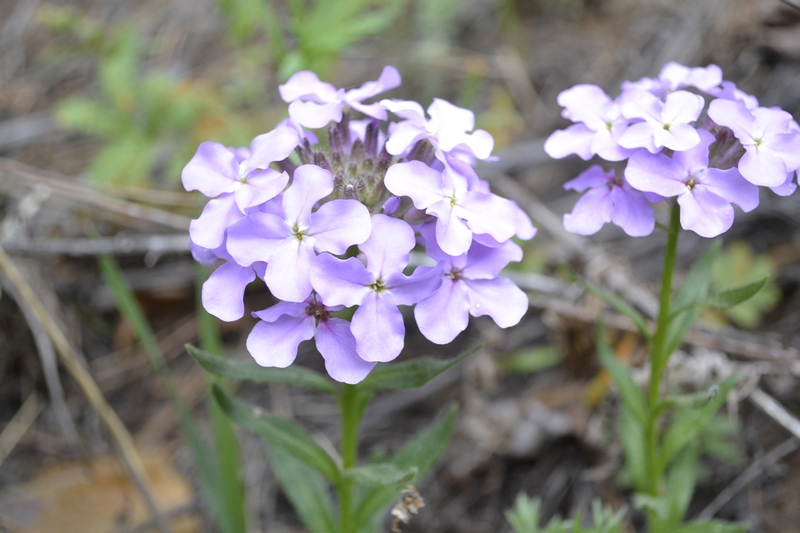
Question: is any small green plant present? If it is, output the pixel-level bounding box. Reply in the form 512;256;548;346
506;494;626;533
38;6;247;187
706;241;780;328
215;0;405;79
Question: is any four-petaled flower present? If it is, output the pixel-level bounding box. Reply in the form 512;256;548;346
311;215;442;362
279;66;401;129
226;165;372;302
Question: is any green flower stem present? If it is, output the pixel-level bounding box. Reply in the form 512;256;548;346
338;384;362;533
645;201;681;498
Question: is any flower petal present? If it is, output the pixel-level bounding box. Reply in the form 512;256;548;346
246;315;314;367
310;199;372;254
315;318;375;384
264;238;315;302
465;277;528;327
226;212;288;266
359;214;414;278
414;281;470;344
242;127;299;175
189;194;242;249
202;262;255;321
182;142;239;197
351;292;404;362
310;254;373;308
284;165;334;225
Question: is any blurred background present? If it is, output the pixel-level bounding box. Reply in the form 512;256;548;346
1;0;800;531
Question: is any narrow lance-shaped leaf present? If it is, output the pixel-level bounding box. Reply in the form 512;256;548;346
268;445;337;533
99;254;231;530
352;404;458;533
659;376;739;470
669;520;748;533
195;266;246;533
211;384;341;482
663;444;700;530
665;240;720;357
345;464;417;487
568;268;652;341
711;277;769;309
186;344;337;395
359;346;479;392
596;318;647;424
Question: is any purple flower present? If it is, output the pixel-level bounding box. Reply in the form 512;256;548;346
544;85;634;162
708;99;800;187
278;66;401;129
189;241;260;321
384;161;517;256
310;215;441;362
225;164;372;302
182;127;299;210
189;192;246;249
618;90;704;153
562;165;656;237
415;230;527;344
247;295;375;384
706;81;758;110
625;130;759;238
623;62;723;97
381;98;494;160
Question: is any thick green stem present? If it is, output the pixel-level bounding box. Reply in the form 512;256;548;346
644;202;681;501
338;384;361;533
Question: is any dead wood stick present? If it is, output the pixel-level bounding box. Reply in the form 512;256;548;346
749;387;800;439
697;436;799;520
0;234;191;257
0;244;173;533
0;158;191;231
0;393;41;466
0;273;81;449
482;170;659;318
528;294;800;364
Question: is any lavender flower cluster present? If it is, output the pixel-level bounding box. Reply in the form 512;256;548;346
545;62;800;238
183;67;535;383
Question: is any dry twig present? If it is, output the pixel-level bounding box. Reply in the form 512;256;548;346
0;158;191;231
0;393;42;467
0;244;173;533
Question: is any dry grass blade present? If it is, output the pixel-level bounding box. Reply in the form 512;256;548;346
0;393;42;467
697;436;799;520
0;158;191;231
749;387;800;439
0;244;173;533
0;272;81;449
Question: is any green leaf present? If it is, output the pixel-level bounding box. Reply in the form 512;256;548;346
596;319;647;424
660;376;739;470
268;446;337;533
55;97;122;136
99;28;139;110
619;406;647;492
498;345;562;375
665;241;720;357
186;344;336;395
195;266;246;533
505;494;542;533
99;254;235;531
664;445;700;530
211;384;340;482
88;133;153;185
359;347;479;391
570;270;652;341
669;520;748;533
351;404;457;532
345;464;417;487
711;277;768;309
